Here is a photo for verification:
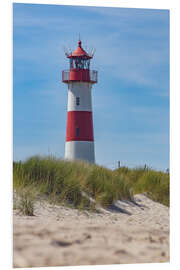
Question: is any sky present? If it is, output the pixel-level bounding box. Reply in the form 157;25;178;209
13;3;169;171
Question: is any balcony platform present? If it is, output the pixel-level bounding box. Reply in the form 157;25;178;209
62;69;98;84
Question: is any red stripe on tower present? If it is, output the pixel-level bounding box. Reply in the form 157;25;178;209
66;111;94;141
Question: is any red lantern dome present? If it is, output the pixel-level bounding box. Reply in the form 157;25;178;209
68;40;92;59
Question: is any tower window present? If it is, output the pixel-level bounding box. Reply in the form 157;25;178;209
76;127;80;137
76;97;80;106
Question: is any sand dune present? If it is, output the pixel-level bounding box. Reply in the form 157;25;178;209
13;193;169;267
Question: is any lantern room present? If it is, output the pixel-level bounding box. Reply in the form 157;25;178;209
62;40;98;84
68;40;92;70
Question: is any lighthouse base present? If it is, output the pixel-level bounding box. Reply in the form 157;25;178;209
65;141;95;163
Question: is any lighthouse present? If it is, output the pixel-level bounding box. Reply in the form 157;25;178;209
62;40;98;163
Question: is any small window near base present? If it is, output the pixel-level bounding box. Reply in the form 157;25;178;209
76;97;80;106
76;127;80;137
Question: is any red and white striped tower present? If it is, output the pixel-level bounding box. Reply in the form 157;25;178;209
62;40;98;163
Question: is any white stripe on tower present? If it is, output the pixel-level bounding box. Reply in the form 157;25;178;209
67;82;92;111
65;141;95;163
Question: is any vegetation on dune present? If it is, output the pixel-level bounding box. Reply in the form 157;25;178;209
13;156;169;215
114;166;169;206
13;156;132;211
13;187;36;216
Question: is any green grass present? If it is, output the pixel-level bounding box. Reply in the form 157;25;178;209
13;155;133;211
13;188;36;216
13;156;169;213
114;166;169;206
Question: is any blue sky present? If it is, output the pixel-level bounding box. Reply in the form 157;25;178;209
13;3;169;170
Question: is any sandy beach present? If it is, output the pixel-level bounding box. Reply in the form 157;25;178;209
13;193;169;267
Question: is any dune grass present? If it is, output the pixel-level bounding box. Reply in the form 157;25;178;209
13;156;133;211
13;156;169;214
14;190;35;216
114;166;169;206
